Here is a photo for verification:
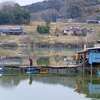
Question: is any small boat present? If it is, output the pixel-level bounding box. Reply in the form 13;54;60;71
0;67;4;72
26;67;40;73
0;67;4;76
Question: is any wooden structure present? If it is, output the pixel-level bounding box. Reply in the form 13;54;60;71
2;47;100;75
77;47;100;65
76;47;100;74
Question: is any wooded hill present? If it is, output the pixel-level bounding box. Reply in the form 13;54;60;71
23;0;100;22
0;2;31;25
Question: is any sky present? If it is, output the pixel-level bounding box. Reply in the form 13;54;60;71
0;0;43;6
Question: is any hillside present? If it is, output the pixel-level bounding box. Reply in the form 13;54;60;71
1;22;100;48
23;0;100;22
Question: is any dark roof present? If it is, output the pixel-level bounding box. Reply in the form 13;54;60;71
77;47;100;54
87;47;100;50
11;27;22;29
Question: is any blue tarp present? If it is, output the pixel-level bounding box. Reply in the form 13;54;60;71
89;52;100;64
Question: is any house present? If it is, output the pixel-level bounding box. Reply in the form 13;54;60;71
62;27;73;35
0;26;26;35
0;26;10;35
62;24;84;36
56;18;64;22
9;27;25;35
86;20;99;24
67;18;75;23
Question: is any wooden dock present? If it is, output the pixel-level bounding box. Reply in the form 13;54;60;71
0;64;77;74
0;62;98;75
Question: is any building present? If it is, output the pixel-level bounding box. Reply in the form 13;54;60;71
0;26;26;35
0;26;10;35
86;20;99;24
62;24;84;36
9;27;25;35
56;18;64;22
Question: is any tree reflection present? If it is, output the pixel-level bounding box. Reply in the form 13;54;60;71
37;57;50;66
0;75;28;89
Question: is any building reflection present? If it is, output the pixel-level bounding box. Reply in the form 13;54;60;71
0;69;100;99
75;73;100;99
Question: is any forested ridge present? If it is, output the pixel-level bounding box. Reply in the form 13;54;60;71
23;0;100;22
0;0;100;24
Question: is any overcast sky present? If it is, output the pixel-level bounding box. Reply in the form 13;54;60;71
0;0;43;6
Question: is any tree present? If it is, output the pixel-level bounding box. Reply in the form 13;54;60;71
0;2;31;25
37;22;50;34
66;0;100;17
67;6;82;18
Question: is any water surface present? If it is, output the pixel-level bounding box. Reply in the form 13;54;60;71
0;47;99;100
0;73;94;100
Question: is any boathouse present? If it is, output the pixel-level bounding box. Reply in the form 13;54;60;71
76;47;100;67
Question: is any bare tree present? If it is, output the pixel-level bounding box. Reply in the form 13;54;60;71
0;1;15;9
60;0;100;20
63;0;100;18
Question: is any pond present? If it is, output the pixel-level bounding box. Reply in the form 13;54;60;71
0;47;99;100
0;73;97;100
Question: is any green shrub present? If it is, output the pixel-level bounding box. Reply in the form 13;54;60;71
37;25;50;34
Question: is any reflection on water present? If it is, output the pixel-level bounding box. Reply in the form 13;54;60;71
75;73;100;99
0;71;100;100
0;73;92;100
0;47;77;66
0;47;100;100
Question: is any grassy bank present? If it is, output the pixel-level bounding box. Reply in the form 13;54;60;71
0;22;100;47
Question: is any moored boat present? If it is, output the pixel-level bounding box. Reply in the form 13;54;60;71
0;67;4;72
26;67;40;73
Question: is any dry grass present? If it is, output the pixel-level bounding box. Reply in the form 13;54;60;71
6;22;100;33
1;22;100;44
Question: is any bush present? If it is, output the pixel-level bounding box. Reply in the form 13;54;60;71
37;25;50;34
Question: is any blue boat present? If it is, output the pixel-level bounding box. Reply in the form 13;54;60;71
26;68;40;73
0;67;4;72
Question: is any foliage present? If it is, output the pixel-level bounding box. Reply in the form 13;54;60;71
85;0;98;4
96;16;100;20
82;28;87;37
98;32;100;38
46;20;51;25
37;57;50;66
23;0;61;13
0;3;31;25
67;6;82;19
23;0;100;22
37;22;50;34
0;12;11;24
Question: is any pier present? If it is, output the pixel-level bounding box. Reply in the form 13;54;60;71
0;64;96;75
